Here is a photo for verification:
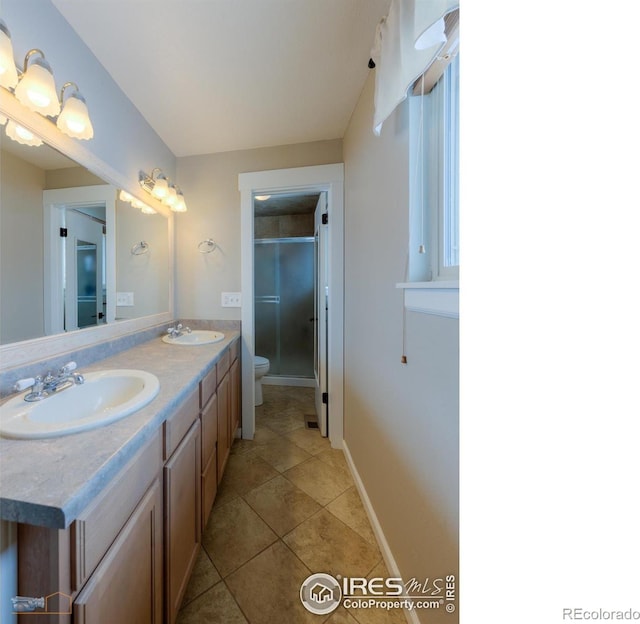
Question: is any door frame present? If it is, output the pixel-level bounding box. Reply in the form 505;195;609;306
239;164;344;448
43;185;116;336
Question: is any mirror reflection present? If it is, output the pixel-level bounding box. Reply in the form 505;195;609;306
0;129;170;345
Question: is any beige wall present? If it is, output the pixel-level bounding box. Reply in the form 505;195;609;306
343;73;459;623
115;201;171;320
0;150;45;344
175;139;342;320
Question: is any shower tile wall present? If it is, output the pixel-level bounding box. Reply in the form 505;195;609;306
254;214;313;239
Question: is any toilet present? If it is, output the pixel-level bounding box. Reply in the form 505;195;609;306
254;356;270;406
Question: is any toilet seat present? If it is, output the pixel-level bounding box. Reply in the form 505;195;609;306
255;356;270;371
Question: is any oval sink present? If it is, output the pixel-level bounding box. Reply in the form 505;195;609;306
162;330;225;346
0;369;159;439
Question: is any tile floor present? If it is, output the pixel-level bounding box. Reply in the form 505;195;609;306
176;385;407;624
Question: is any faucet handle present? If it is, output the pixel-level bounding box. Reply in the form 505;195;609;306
59;361;77;375
14;378;36;392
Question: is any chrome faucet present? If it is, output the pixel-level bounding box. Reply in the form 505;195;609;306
14;361;85;402
166;322;191;339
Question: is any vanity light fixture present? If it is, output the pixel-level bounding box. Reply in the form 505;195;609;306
1;20;94;142
56;82;94;140
0;20;19;90
255;195;271;201
139;168;188;212
14;49;60;117
118;189;157;215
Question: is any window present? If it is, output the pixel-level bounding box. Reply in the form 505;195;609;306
409;39;459;284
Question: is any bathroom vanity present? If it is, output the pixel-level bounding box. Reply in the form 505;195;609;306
0;329;241;624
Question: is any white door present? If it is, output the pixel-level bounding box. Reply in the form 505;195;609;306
64;210;105;331
314;192;329;436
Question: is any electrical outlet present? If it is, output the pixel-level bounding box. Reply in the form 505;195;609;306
221;292;241;307
116;292;134;306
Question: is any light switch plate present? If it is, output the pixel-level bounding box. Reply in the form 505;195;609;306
221;292;241;307
116;292;134;306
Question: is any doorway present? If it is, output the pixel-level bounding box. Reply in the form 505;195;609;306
239;164;344;447
43;185;116;335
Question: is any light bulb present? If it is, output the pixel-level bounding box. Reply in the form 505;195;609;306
152;175;168;199
164;185;178;207
15;54;60;117
0;21;19;90
57;91;93;139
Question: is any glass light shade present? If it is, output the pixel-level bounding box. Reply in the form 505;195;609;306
140;204;157;215
0;22;19;90
164;185;178;207
0;113;7;125
172;192;187;213
5;120;43;146
119;190;133;202
151;175;169;199
57;92;93;139
15;57;60;116
255;195;271;201
131;198;145;209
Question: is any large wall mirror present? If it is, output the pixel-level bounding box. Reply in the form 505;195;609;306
0;99;174;370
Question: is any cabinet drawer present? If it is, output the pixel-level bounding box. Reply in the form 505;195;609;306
201;391;217;467
199;365;217;408
201;450;217;531
72;430;162;590
216;349;230;380
230;339;239;363
164;387;199;460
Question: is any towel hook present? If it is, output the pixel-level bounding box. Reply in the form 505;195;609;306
198;239;217;254
131;241;149;255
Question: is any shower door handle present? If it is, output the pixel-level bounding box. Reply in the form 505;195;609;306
255;296;280;304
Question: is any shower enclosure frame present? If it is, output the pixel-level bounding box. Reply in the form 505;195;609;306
239;164;344;448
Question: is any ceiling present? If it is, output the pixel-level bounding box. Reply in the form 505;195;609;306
51;0;391;158
254;192;320;217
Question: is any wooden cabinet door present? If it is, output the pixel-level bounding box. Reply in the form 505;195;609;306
200;391;218;530
73;478;163;624
164;420;201;624
230;358;240;438
216;372;230;483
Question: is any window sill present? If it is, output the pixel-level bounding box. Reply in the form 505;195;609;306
396;281;459;318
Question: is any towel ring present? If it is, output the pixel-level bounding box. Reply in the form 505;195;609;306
198;239;217;254
131;241;149;256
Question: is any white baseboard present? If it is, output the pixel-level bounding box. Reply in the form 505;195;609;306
262;376;315;388
342;440;419;624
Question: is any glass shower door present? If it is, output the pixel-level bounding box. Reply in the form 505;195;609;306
254;238;314;378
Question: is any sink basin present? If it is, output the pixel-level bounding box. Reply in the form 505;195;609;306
0;369;160;439
162;330;225;346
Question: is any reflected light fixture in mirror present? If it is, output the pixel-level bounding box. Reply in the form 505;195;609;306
119;189;157;215
5;118;43;146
